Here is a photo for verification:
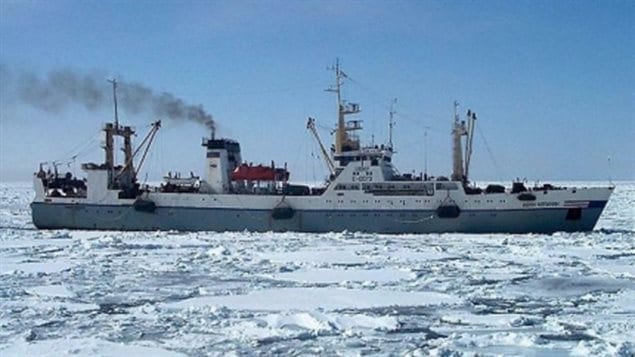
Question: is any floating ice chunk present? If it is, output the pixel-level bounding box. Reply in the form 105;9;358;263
225;311;400;342
262;248;370;265
0;259;73;275
383;247;458;262
487;331;538;348
207;246;230;257
440;312;526;327
271;267;412;284
513;275;633;298
25;284;74;298
593;260;635;278
0;236;72;249
0;337;185;356
330;313;399;331
260;311;399;332
261;312;332;331
165;287;462;311
68;230;102;240
2;297;98;312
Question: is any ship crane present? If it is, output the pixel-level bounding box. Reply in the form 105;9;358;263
103;78;163;187
116;120;161;181
306;117;336;176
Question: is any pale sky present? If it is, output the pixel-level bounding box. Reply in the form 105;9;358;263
1;0;633;183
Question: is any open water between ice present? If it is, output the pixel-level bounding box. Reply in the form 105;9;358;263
0;182;633;356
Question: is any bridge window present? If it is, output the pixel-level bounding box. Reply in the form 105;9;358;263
334;183;360;190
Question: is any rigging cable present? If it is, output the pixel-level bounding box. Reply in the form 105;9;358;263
476;124;506;182
54;129;102;164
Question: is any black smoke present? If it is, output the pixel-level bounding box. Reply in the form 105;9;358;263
1;66;215;131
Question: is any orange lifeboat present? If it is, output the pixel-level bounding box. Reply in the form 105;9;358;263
231;164;289;181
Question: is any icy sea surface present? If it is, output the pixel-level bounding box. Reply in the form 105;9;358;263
1;182;634;356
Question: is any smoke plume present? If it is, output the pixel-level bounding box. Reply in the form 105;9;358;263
1;66;215;131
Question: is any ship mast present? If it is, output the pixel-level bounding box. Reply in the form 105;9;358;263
326;58;361;154
103;78;136;189
388;98;397;150
327;59;345;154
103;79;118;178
451;101;477;183
451;100;467;182
107;79;119;129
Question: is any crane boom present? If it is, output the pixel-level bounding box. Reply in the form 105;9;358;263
116;120;161;180
306;117;336;176
136;120;161;178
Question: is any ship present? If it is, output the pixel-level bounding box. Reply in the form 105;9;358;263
31;61;613;233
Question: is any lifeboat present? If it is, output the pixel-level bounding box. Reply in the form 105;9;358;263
231;164;289;181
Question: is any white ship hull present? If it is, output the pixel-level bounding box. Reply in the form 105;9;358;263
31;183;612;234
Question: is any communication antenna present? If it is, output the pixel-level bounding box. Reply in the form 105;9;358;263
107;78;119;129
388;98;397;149
424;126;430;179
453;100;459;123
326;58;345;154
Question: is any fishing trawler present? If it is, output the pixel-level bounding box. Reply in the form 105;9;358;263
31;62;613;233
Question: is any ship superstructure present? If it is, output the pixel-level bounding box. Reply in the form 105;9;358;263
31;63;613;233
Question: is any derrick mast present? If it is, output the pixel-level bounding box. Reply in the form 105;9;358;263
306;117;336;176
103;79;136;189
451;101;477;183
451;101;467;182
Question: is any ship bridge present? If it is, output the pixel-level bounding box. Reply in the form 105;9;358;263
334;145;393;168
